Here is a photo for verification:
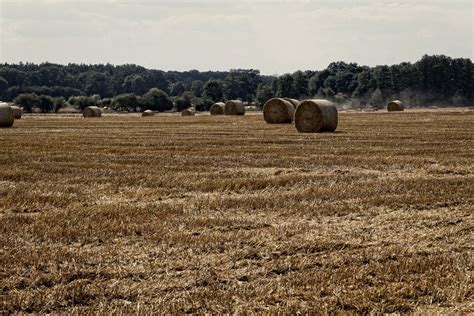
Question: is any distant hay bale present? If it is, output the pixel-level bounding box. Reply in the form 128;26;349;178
295;99;338;133
182;109;195;116
210;102;225;115
224;100;245;115
387;100;404;111
10;106;22;119
283;98;300;108
83;106;102;118
263;98;295;124
0;103;14;128
142;110;155;117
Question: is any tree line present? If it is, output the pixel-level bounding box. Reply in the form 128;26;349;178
0;54;472;113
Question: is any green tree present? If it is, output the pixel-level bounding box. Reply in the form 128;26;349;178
145;70;170;93
0;76;8;96
255;83;274;108
38;95;55;113
310;70;331;95
374;65;394;96
316;86;335;99
276;74;297;98
0;55;471;106
352;70;377;103
222;69;261;101
369;88;385;107
79;71;112;97
174;92;193;111
190;80;204;97
308;74;321;96
141;88;173;112
271;77;278;95
14;93;41;112
174;98;192;111
100;98;112;108
122;74;146;95
195;97;214;111
112;93;140;112
52;97;66;113
37;65;66;87
169;81;185;96
68;95;98;110
203;80;223;102
0;67;25;86
321;62;363;95
451;58;473;102
334;93;348;104
292;71;308;98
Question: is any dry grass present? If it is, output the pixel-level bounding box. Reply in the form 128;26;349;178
1;110;473;314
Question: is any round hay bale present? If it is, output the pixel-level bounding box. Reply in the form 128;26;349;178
83;106;102;118
387;100;404;111
224;100;245;115
283;98;300;108
142;110;155;117
10;106;22;119
263;98;295;124
182;109;195;116
210;102;225;115
295;99;338;133
0;103;14;128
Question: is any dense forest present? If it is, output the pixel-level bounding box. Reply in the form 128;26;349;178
0;54;472;112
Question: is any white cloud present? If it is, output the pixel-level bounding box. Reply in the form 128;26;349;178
0;0;472;74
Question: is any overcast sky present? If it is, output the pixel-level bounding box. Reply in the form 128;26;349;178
0;0;472;75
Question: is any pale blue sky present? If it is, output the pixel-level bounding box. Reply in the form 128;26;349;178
0;0;472;74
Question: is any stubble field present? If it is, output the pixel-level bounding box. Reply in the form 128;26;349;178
1;109;473;313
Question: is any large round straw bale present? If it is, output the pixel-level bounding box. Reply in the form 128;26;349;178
10;106;22;119
263;98;295;124
295;99;338;133
142;110;155;117
0;103;14;128
387;100;404;111
182;109;195;116
224;100;245;115
210;102;225;115
83;106;102;118
283;98;300;108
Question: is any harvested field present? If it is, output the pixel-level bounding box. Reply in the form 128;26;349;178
0;110;473;314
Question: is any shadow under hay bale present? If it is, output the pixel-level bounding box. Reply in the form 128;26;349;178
0;103;14;128
10;106;22;119
210;102;225;115
387;100;404;112
263;98;295;124
295;99;338;133
224;100;245;115
182;109;195;116
83;106;102;118
142;110;155;117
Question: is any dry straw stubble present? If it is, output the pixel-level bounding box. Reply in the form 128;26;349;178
0;103;14;127
263;98;295;124
295;99;338;132
224;100;245;115
1;110;472;314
